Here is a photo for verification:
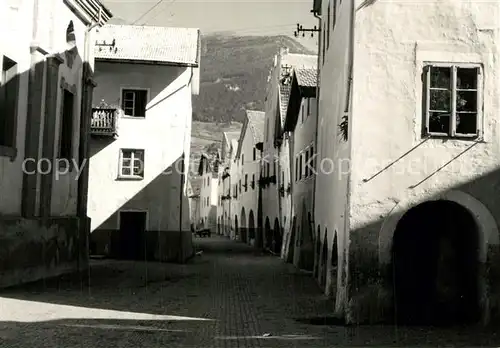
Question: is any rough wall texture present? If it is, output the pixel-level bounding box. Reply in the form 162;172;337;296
346;1;500;324
0;216;86;288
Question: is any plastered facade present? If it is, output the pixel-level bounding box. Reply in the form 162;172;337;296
0;0;111;287
88;61;195;262
315;0;500;324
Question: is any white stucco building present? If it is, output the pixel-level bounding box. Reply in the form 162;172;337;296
87;24;200;263
197;153;218;232
313;0;500;326
283;67;318;271
0;0;112;287
261;49;317;254
217;131;240;237
234;110;265;245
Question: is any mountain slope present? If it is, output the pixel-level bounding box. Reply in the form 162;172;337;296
193;34;315;123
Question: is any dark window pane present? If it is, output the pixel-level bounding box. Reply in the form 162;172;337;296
457;91;477;112
122;167;131;176
122;150;132;159
123;91;134;100
430;89;451;111
456;113;477;134
124;100;134;108
134;90;147;117
430;67;451;89
429;112;450;134
133;165;143;176
122;159;131;167
457;68;478;89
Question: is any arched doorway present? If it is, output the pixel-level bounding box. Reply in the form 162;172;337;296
314;225;321;278
234;215;239;241
330;232;338;300
265;217;272;250
273;218;282;255
392;200;480;326
248;210;256;245
287;216;297;264
320;229;328;288
240;207;247;243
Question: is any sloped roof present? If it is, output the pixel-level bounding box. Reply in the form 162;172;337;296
278;53;317;124
246;110;266;144
283;68;317;132
295;68;318;87
94;25;200;66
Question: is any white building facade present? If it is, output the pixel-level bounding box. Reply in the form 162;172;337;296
313;0;500;326
261;50;317;255
234;110;265;245
283;67;318;271
0;0;111;287
88;24;200;263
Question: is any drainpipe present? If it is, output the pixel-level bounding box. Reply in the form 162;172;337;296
78;7;102;281
311;9;321;244
342;0;356;321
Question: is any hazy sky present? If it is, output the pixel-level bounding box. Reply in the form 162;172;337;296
101;0;319;50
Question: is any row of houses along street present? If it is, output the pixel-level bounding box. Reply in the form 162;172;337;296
193;0;500;329
3;0;500;345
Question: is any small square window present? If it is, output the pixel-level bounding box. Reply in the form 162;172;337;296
119;149;144;179
423;64;482;138
121;89;148;117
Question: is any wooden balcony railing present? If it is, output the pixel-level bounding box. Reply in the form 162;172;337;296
91;107;118;137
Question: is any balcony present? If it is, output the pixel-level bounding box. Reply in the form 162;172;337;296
91;107;119;137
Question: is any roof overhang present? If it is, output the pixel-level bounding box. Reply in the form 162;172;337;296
94;58;199;67
283;72;316;132
255;142;263;151
64;0;113;26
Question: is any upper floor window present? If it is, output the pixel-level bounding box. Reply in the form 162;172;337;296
122;89;147;117
253;148;256;161
424;64;482;138
119;149;144;179
241;154;244;165
59;89;75;162
295;157;299;181
0;55;18;150
245;174;248;192
305;150;310;177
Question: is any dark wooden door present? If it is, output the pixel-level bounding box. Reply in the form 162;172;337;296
119;211;146;260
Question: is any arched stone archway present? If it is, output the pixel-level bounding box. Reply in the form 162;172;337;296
248;210;256;246
314;225;321;278
234;215;239;241
264;217;272;250
330;232;338;300
392;200;480;326
287;216;297;264
273;218;282;255
379;190;499;264
240;207;247;243
320;229;328;288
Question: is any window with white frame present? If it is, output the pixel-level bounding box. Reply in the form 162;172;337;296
424;64;482;138
121;89;148;117
119;149;144;179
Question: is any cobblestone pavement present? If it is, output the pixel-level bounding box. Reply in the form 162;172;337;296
1;235;500;347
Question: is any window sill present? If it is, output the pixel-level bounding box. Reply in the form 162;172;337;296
0;146;17;161
116;175;144;181
424;133;483;142
122;115;146;119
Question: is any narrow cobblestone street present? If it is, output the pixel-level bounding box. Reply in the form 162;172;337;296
0;236;498;347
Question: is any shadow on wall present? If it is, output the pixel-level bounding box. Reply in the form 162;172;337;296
344;164;500;327
0;43;94;288
89;152;192;263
